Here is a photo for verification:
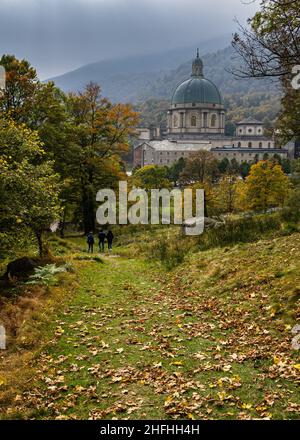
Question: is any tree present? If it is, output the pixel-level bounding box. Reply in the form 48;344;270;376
180;150;219;185
241;160;291;212
231;1;300;142
133;165;171;190
240;161;251;179
167;157;186;185
232;0;300;80
66;82;139;233
281;159;300;222
230;158;240;174
214;174;240;213
218;158;230;174
0;119;61;257
281;158;291;175
0;54;38;122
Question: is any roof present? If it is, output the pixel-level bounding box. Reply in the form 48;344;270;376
142;140;212;152
172;77;222;106
236;118;263;125
171;52;222;106
212;147;288;154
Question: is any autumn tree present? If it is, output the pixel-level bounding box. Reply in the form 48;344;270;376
0;54;38;122
180;150;219;185
232;0;300;141
66;82;139;233
240;160;291;212
214;174;240;214
133;165;171;190
0;119;60;257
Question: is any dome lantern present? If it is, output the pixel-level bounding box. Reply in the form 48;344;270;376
191;48;203;77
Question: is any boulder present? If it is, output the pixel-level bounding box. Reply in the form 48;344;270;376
3;257;38;279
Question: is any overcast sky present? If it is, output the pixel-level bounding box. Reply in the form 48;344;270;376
0;0;259;79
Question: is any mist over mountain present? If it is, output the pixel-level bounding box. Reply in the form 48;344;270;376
47;35;232;100
48;36;282;128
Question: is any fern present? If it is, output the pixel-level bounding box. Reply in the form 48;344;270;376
26;264;66;286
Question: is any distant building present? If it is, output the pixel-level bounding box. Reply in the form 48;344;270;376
134;51;289;168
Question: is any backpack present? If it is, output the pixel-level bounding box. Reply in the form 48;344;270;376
87;233;94;244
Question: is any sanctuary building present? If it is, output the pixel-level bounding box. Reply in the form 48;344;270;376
134;51;290;168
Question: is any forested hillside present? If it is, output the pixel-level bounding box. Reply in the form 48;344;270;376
49;44;282;129
134;92;281;131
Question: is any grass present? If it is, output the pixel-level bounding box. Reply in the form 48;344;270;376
0;229;299;420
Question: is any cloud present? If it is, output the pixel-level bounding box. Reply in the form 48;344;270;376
0;0;259;78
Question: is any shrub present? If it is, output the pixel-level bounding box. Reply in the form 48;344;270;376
198;214;282;250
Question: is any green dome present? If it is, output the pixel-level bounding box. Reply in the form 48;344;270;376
171;50;223;105
172;77;222;105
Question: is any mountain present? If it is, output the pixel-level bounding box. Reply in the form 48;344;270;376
48;38;282;127
141;46;280;101
47;35;233;101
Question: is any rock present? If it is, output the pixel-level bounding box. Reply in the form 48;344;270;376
182;216;224;235
3;257;38;279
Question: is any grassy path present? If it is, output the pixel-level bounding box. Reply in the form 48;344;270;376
4;234;300;419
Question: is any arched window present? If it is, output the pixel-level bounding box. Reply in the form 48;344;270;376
238;142;241;148
248;142;252;148
191;115;197;127
268;142;271;148
259;142;262;148
173;114;178;127
211;114;217;127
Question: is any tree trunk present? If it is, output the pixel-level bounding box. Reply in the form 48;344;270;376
35;231;43;258
204;192;208;218
60;208;67;238
82;187;95;234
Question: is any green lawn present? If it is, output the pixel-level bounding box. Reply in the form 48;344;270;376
1;232;300;419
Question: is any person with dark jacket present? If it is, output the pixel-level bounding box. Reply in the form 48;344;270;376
98;229;106;252
107;230;114;251
87;231;94;253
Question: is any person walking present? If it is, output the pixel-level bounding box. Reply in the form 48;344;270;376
107;230;114;251
87;231;94;253
98;229;106;252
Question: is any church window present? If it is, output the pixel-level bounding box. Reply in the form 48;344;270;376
248;128;252;133
248;142;252;148
173;115;178;127
259;142;262;148
191;115;197;127
238;142;241;148
268;142;271;148
211;114;217;127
